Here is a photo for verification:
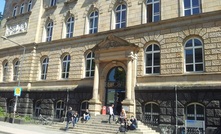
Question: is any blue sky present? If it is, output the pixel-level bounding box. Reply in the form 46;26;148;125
0;0;5;14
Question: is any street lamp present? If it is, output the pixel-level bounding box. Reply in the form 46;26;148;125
1;36;26;124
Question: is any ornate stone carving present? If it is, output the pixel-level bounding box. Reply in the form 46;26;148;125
5;22;28;36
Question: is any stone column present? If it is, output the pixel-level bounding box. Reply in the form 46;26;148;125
122;52;135;117
89;60;101;116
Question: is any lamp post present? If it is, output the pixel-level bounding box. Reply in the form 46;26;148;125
1;36;26;124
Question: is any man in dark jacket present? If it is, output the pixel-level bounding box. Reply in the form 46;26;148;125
65;107;73;131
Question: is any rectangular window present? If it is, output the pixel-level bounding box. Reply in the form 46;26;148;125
184;0;201;16
147;0;160;23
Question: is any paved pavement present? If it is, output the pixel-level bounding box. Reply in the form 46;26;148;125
0;121;65;134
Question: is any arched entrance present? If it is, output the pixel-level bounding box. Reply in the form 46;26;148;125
105;66;126;115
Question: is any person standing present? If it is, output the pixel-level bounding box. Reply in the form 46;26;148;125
65;107;73;131
108;104;115;124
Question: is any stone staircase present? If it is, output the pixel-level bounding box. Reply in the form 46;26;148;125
47;115;160;134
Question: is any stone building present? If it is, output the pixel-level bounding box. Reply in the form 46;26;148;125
0;0;221;133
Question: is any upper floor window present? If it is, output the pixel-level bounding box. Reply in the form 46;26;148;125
146;0;160;22
20;3;25;14
66;17;74;38
184;38;203;72
41;57;49;80
50;0;57;7
27;0;32;12
184;0;201;16
46;22;53;42
62;55;70;79
145;44;160;74
3;62;8;82
85;52;95;77
89;11;98;34
12;6;18;17
13;60;20;81
115;4;127;29
55;100;64;119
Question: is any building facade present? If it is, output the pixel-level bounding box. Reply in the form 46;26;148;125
0;0;221;133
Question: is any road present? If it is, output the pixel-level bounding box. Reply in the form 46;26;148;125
0;121;65;134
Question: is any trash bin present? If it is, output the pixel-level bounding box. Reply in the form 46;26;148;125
102;106;106;115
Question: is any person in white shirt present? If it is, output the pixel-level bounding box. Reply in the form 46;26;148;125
108;104;115;124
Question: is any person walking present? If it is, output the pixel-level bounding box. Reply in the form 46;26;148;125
108;104;115;124
65;107;73;131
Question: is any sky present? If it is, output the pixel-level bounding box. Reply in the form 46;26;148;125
0;0;5;14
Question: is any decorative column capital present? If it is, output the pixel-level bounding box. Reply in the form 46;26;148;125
127;52;137;61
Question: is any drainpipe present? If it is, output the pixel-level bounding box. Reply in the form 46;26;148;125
175;85;178;134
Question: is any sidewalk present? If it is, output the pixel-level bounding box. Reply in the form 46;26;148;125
0;121;65;134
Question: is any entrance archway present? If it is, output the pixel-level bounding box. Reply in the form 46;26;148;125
106;66;126;115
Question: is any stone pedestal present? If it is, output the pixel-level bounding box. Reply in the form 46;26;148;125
88;98;102;116
122;98;135;118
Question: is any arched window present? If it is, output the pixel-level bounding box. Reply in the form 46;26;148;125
62;55;70;79
183;0;201;16
66;17;74;38
50;0;57;7
27;0;32;12
186;103;204;121
46;22;53;42
115;4;127;29
12;5;18;17
80;100;89;116
146;0;160;22
144;102;159;125
85;52;95;77
13;60;20;81
145;44;160;74
34;100;41;117
56;100;64;119
184;38;203;72
89;11;98;34
3;62;8;82
20;3;25;14
41;57;49;80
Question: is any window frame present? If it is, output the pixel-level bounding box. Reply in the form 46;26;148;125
85;51;95;77
46;22;53;42
41;57;49;80
144;102;160;125
89;11;99;34
34;100;41;117
20;3;25;14
115;4;127;29
13;60;20;81
12;5;18;17
3;62;8;82
186;103;205;121
66;17;74;38
27;0;32;12
61;54;71;79
145;44;160;74
55;100;64;119
146;0;160;23
183;0;201;16
184;38;204;73
7;99;14;114
50;0;57;7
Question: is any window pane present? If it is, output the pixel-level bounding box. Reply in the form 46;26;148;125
154;67;160;73
145;104;151;112
147;5;153;22
185;10;191;16
154;16;159;22
185;40;192;47
186;65;193;71
121;23;126;28
194;39;202;46
195;64;203;71
193;8;200;14
122;11;126;21
154;3;159;13
186;50;193;63
195;48;202;62
192;0;200;7
184;0;191;8
154;45;159;51
154;53;160;65
146;45;152;52
86;60;90;70
146;54;152;66
146;68;151;74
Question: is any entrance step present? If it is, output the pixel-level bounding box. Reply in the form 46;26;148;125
46;115;160;134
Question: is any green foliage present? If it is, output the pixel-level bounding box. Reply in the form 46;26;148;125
0;107;6;117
